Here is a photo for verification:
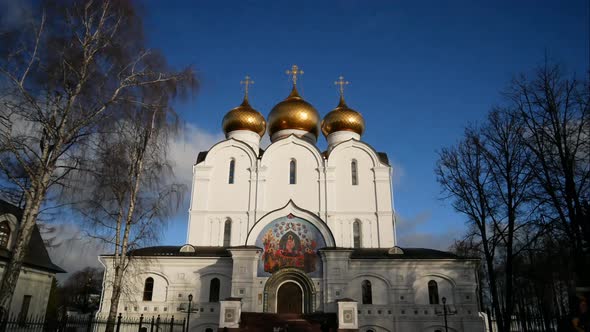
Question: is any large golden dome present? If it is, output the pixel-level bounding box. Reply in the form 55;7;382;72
267;87;320;138
222;97;266;137
321;95;365;137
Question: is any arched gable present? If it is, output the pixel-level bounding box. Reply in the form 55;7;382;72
326;138;383;168
201;138;257;167
261;135;323;168
246;200;335;247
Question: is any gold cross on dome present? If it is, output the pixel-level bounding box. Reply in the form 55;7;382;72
286;65;304;86
334;75;349;97
240;75;254;98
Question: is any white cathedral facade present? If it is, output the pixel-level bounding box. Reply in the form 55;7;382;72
98;67;484;332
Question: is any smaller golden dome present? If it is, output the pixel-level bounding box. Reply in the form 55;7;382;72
222;97;266;137
321;96;365;137
268;87;320;138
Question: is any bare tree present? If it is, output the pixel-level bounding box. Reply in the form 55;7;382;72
77;82;189;330
436;109;536;332
436;128;506;330
0;0;194;314
507;64;590;289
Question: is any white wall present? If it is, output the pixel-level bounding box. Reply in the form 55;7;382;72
0;266;54;318
188;136;395;249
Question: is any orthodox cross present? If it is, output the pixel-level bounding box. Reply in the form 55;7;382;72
286;65;304;86
334;75;350;97
240;75;254;98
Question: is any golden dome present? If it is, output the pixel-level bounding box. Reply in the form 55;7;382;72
267;87;320;138
222;97;266;137
321;96;365;137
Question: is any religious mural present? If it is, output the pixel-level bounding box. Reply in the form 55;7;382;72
256;214;326;278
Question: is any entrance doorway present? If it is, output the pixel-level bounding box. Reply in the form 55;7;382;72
277;282;302;314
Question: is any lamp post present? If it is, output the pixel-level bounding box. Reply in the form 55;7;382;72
187;294;193;331
435;297;457;332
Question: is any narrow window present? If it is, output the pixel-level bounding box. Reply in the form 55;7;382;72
428;280;439;304
228;159;235;184
289;159;297;184
18;295;31;322
353;220;361;248
143;277;154;301
0;221;10;249
351;159;358;185
223;219;231;247
209;278;220;302
362;280;372;304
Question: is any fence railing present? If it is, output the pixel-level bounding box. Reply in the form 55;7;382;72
0;313;187;332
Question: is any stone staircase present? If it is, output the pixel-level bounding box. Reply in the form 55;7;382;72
236;312;338;332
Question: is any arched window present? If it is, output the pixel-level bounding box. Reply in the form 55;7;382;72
143;277;154;301
353;220;361;248
362;280;372;304
0;221;10;249
428;280;439;304
289;159;296;184
351;159;358;185
209;278;220;302
228;159;235;184
223;219;231;247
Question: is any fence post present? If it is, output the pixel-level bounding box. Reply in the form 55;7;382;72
86;314;93;332
155;314;160;330
116;313;122;332
170;315;174;331
150;316;155;332
62;314;69;332
182;318;186;332
138;314;144;332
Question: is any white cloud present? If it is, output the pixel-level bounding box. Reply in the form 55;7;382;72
42;223;106;281
395;211;459;251
167;123;224;186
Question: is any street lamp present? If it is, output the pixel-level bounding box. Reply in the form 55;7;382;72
187;294;193;331
435;297;457;332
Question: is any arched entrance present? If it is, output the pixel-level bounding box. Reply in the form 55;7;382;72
277;282;303;314
264;268;316;313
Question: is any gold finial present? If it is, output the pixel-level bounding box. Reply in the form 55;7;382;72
334;75;349;97
286;65;304;86
240;75;254;99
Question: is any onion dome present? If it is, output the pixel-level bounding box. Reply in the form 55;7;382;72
321;75;365;137
222;76;266;137
267;65;320;141
321;95;365;137
268;86;320;138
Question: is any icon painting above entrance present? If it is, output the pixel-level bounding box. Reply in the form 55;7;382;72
255;214;326;277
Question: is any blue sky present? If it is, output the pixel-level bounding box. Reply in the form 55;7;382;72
140;0;588;249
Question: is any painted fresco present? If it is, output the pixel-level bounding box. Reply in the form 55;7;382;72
256;214;326;277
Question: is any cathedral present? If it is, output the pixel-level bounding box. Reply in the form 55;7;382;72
98;66;484;332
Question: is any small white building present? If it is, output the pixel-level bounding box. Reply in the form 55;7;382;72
0;200;65;319
98;68;484;332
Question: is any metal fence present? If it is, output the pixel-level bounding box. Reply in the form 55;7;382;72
0;313;187;332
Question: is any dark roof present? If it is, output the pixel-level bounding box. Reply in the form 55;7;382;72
196;151;208;164
123;245;469;261
349;247;464;260
0;200;66;273
126;245;234;257
377;152;390;166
